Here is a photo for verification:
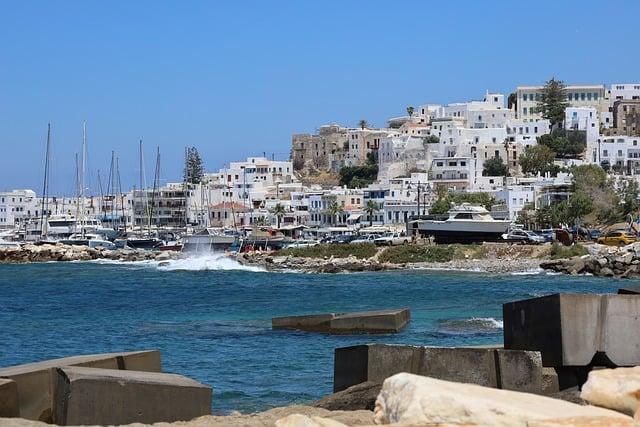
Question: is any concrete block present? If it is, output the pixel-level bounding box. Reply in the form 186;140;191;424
418;347;498;388
273;309;410;334
618;286;640;294
333;344;421;392
0;350;160;421
600;295;640;366
0;378;19;417
503;294;600;367
495;349;543;394
541;367;560;395
51;367;211;425
504;294;640;368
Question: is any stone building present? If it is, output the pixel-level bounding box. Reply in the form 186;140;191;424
608;100;640;136
291;124;349;172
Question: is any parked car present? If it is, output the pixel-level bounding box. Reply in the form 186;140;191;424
374;232;409;246
284;240;319;249
589;229;602;240
350;234;380;244
330;234;357;244
534;229;554;243
502;229;546;244
596;230;637;247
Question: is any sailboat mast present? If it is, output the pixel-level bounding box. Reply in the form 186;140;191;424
149;147;160;232
39;123;51;239
80;121;87;237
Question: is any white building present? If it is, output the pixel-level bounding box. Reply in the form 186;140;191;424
0;190;38;229
609;83;640;101
597;135;640;174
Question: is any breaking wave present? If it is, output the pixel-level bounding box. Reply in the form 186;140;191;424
436;317;503;336
90;253;265;272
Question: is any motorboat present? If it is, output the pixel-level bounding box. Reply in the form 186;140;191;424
409;204;511;244
60;233;116;250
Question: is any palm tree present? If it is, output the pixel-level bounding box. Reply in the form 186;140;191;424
364;200;379;226
271;203;286;229
327;201;344;225
358;119;368;130
406;106;414;118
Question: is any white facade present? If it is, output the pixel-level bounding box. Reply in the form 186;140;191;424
609;83;640;101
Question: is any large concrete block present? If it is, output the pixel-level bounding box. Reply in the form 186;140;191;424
0;350;160;421
0;378;19;417
504;294;640;368
51;367;211;425
418;347;498;388
503;294;600;367
618;286;640;295
333;344;421;392
495;349;543;394
274;309;410;334
600;295;640;366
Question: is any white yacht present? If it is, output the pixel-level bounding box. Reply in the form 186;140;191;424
60;233;116;250
409;204;511;244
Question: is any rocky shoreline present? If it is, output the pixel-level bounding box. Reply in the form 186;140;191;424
541;242;640;278
0;243;179;264
235;243;548;274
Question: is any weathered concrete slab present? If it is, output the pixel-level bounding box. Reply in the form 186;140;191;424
51;366;211;425
618;285;640;294
504;294;640;367
0;350;161;421
334;344;549;395
0;378;19;417
418;347;498;388
333;344;421;392
273;309;410;334
496;349;543;393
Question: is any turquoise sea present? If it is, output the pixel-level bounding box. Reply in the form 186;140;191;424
0;255;623;414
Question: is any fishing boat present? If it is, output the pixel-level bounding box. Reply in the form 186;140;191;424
409;203;511;244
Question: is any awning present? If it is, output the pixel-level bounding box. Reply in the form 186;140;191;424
347;214;362;221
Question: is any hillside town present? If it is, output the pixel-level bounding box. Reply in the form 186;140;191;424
2;79;640;246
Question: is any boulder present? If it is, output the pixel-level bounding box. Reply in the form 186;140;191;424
312;382;381;411
581;367;640;418
373;373;631;426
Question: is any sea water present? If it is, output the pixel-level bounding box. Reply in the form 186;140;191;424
0;255;624;414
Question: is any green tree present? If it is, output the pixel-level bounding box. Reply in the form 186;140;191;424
358;119;368;130
327;201;344;225
424;135;440;144
184;147;204;184
566;191;593;224
364;200;379;226
536;77;569;127
482;156;508;177
271;203;286;229
538;129;586;158
406;106;415;117
620;179;640;217
339;164;378;188
451;192;497;211
571;164;608;192
518;145;556;176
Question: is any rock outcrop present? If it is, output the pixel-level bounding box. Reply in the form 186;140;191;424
373;373;632;426
541;242;640;278
0;243;178;264
312;382;382;411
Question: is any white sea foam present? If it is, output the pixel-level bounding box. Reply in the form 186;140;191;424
157;253;264;272
90;253;265;272
510;268;544;276
470;317;504;329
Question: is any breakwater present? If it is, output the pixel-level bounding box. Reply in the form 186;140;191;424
0;243;178;263
541;242;640;278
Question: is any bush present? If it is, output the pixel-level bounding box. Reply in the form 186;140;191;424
549;243;588;260
275;243;377;259
378;244;487;264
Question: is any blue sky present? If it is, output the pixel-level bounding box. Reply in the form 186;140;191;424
1;0;639;194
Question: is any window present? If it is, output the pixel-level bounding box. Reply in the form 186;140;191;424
523;107;528;115
587;93;592;101
603;150;608;157
523;94;528;101
594;93;598;100
581;93;585;101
